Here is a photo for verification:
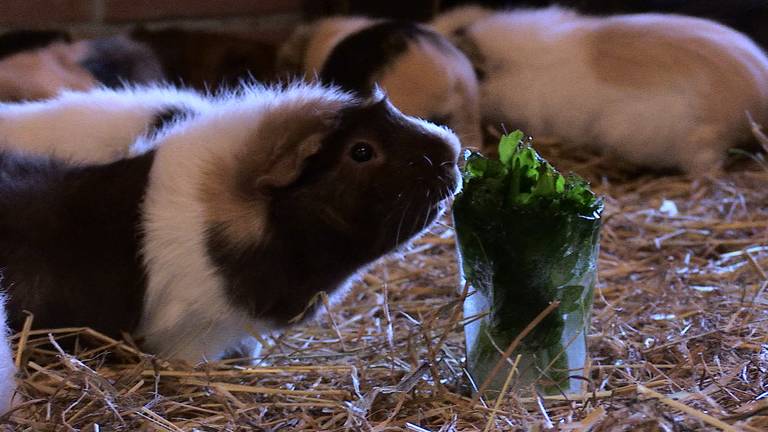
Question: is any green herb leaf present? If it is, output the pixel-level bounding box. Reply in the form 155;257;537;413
498;130;524;165
461;131;601;216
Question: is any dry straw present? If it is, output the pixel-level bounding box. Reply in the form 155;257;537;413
2;139;767;431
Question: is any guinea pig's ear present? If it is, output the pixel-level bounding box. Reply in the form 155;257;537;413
368;83;387;103
254;135;324;190
249;111;338;192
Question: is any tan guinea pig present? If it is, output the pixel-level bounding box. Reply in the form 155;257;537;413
278;16;483;150
433;6;768;174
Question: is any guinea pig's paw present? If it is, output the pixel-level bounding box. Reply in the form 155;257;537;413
0;363;15;415
680;147;724;176
221;337;262;365
680;126;726;175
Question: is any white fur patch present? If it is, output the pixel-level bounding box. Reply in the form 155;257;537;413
0;85;210;163
137;83;358;362
0;295;16;415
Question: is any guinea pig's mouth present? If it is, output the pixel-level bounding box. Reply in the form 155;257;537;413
425;183;459;204
376;162;459;251
431;165;462;202
376;187;448;252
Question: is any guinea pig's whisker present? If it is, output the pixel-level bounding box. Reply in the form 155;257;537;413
419;204;434;234
433;174;456;200
401;185;431;238
422;155;434;167
437;174;447;188
380;190;410;230
413;195;435;238
394;197;413;247
320;206;353;231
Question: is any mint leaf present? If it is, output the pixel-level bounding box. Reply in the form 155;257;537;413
498;130;524;165
464;131;600;215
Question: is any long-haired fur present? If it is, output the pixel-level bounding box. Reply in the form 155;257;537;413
0;82;460;364
433;5;768;173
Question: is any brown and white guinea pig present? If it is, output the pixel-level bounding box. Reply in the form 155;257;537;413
0;82;461;362
278;16;483;149
0;294;15;415
432;6;768;174
0;30;163;102
0;85;209;163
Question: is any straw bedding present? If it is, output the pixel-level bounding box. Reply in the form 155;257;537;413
2;141;767;431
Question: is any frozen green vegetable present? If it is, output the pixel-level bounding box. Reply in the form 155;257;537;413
453;131;603;396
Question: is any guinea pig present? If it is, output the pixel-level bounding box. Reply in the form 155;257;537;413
432;6;768;173
431;5;494;37
0;30;163;103
0;38;96;102
0;82;461;362
0;294;15;415
278;16;483;149
0;85;209;163
78;35;165;88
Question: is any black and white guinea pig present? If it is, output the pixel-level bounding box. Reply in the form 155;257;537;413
0;294;14;415
0;82;461;362
432;6;768;174
278;16;482;149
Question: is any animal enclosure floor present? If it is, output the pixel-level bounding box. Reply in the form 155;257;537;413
5;142;768;431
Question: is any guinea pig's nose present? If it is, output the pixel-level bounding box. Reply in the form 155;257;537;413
434;155;461;192
418;152;457;171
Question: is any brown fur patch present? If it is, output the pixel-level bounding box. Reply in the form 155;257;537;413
199;156;269;249
380;38;481;148
588;19;762;92
588;17;767;124
199;96;350;246
589;23;705;89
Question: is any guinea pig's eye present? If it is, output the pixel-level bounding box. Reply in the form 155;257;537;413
350;142;375;163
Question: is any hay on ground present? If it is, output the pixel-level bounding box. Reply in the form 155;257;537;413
3;141;767;431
